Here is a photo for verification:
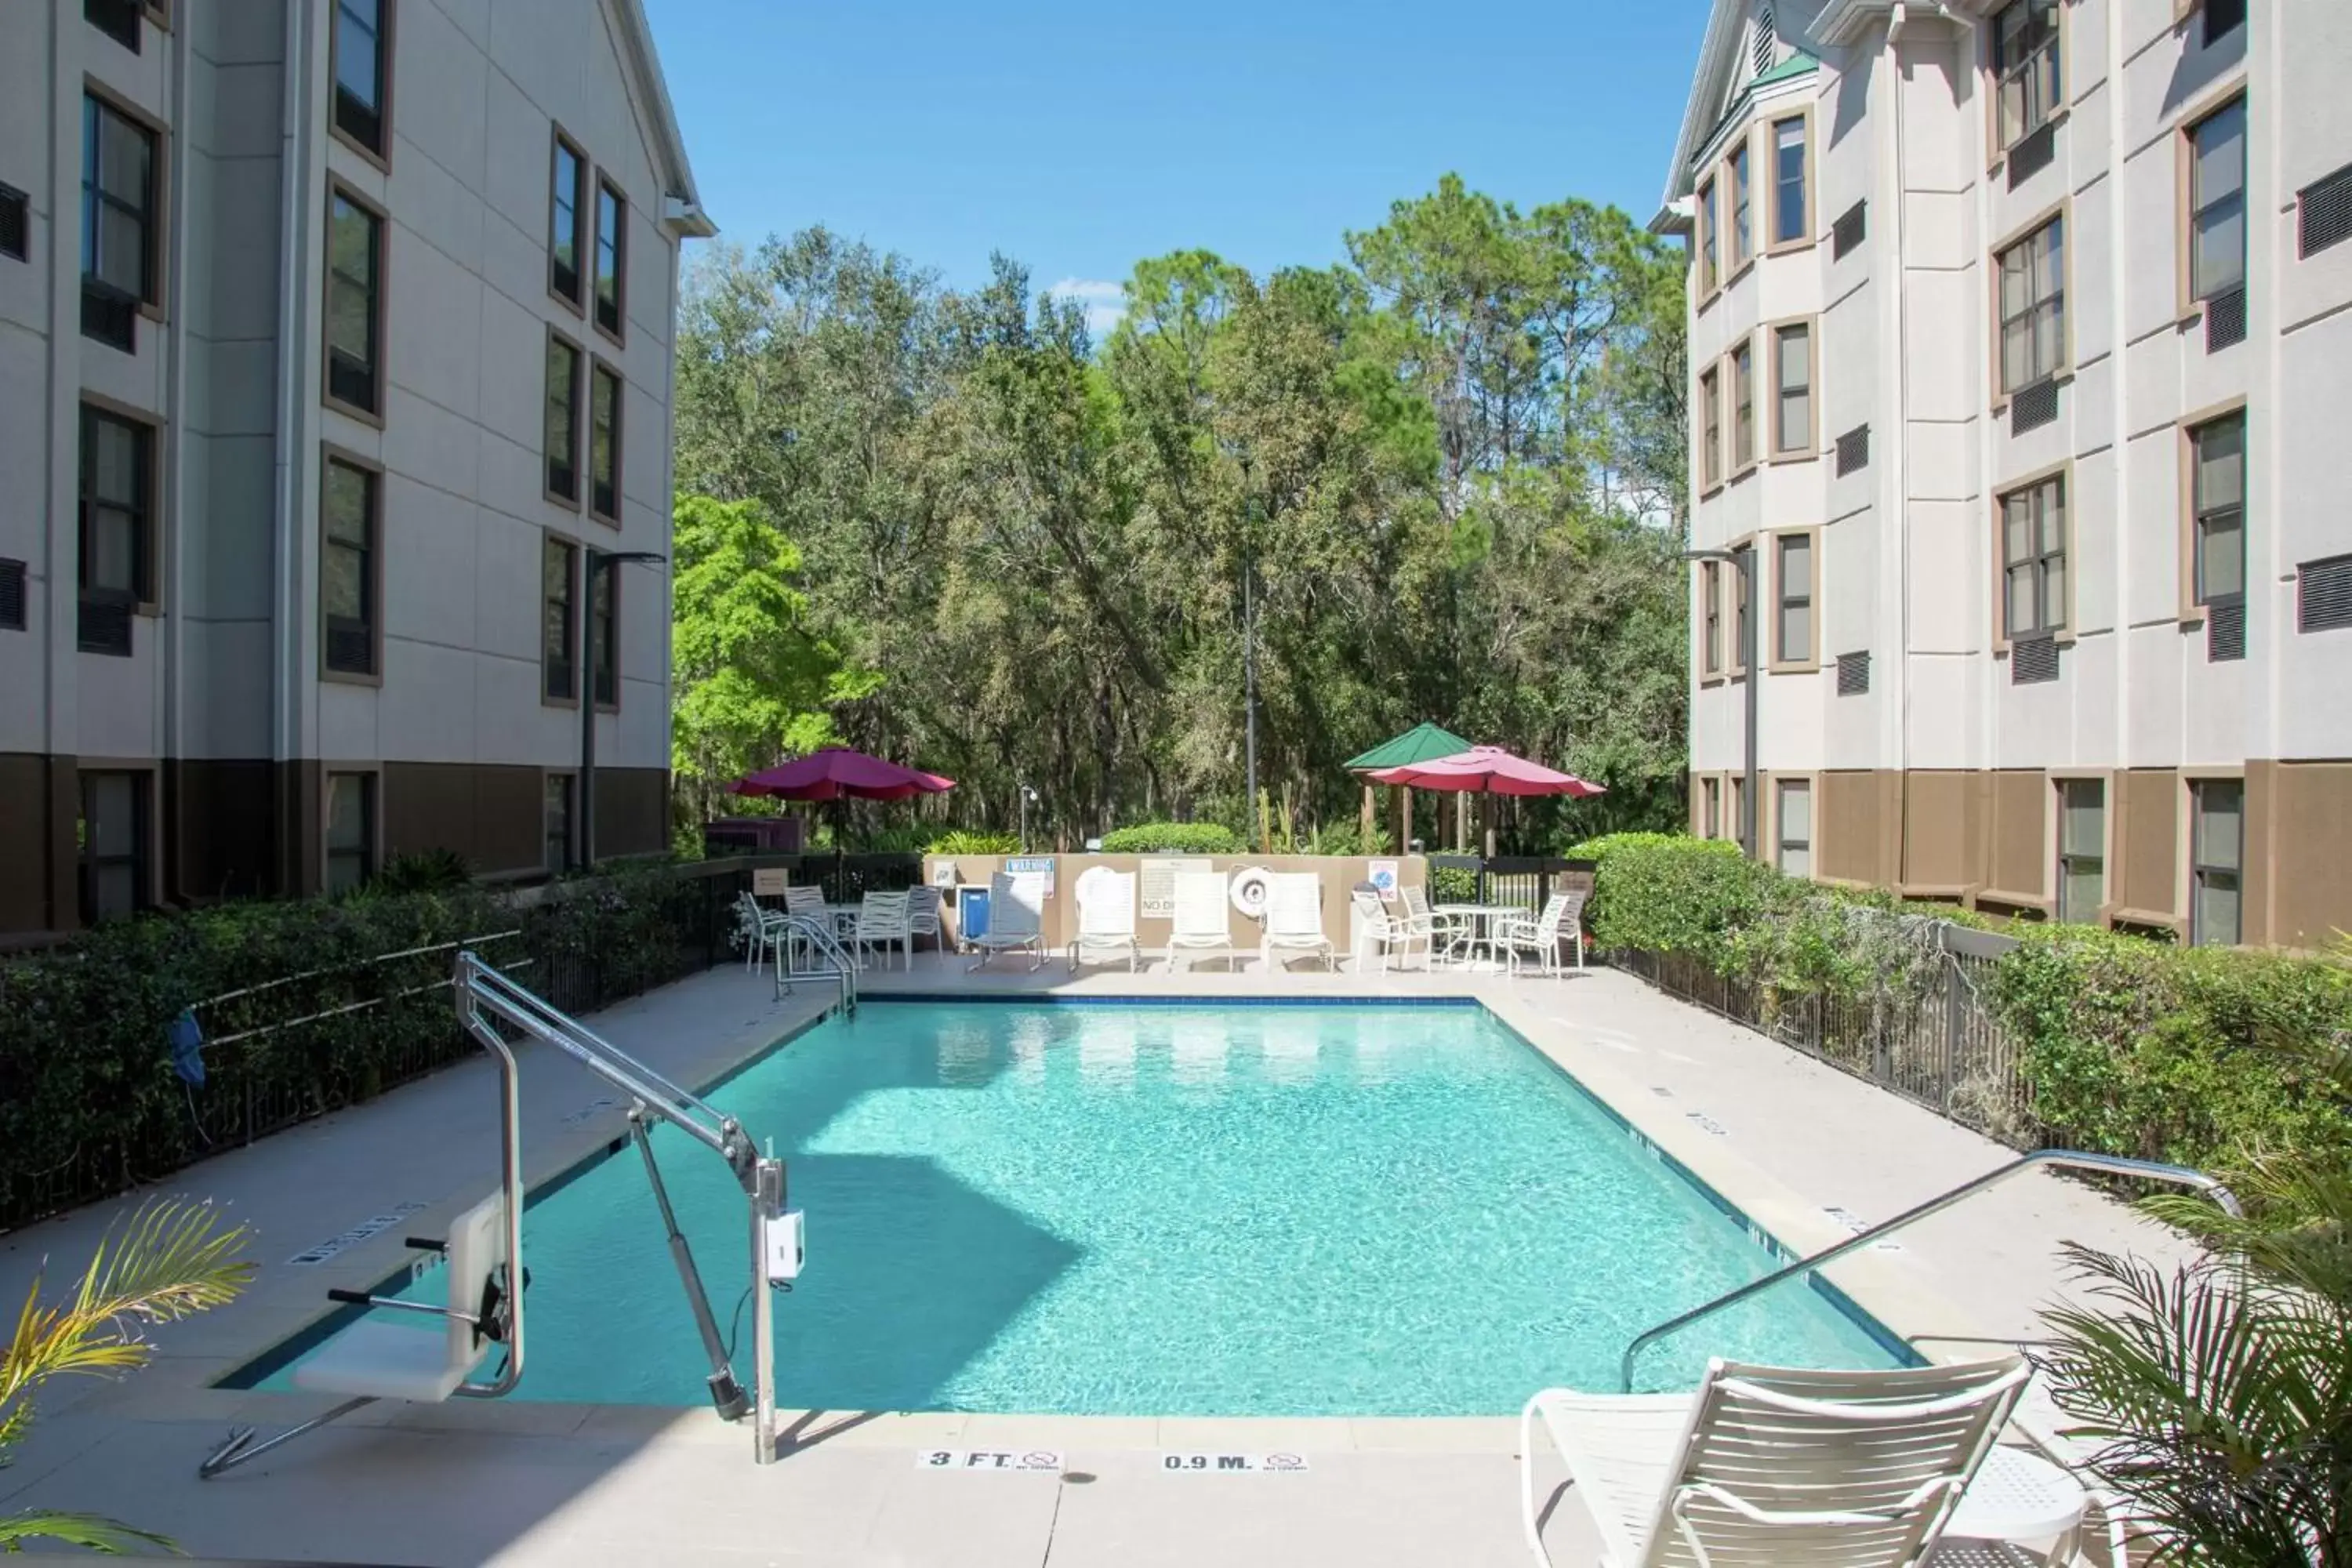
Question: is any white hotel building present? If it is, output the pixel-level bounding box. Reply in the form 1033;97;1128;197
1658;0;2352;948
0;0;711;938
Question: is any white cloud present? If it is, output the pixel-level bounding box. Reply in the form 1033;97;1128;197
1046;277;1128;340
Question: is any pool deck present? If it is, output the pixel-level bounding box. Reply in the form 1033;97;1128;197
0;952;2193;1566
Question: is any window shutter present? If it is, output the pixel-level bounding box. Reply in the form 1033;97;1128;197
2298;555;2352;633
1835;651;1870;695
2300;164;2352;258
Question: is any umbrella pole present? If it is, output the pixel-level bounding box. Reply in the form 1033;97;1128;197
1360;784;1374;848
1398;786;1411;853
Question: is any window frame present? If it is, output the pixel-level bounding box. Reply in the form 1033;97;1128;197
318;444;384;684
593;173;627;344
80;85;165;343
547;125;587;313
1730;339;1756;477
1989;0;2063;156
2054;774;2107;925
324;769;379;895
1726;135;1753;276
2187;776;2243;948
1767;315;1817;459
1697;176;1719;300
1991;205;2069;402
1697;365;1722;492
1766;108;1814;254
1700;558;1723;677
321;179;387;426
2176;89;2248;321
327;0;394;169
1770;527;1820;671
1727;536;1755;679
590;552;620;712
1700;775;1722;840
1995;464;2072;648
588;358;622;524
1773;775;1815;880
2179;401;2247;626
543;326;584;508
541;530;579;706
77;767;153;924
77;397;158;635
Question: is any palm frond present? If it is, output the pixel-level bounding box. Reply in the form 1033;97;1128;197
0;1506;181;1555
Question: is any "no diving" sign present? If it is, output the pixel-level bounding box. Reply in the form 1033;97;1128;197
915;1450;1062;1472
1160;1451;1309;1474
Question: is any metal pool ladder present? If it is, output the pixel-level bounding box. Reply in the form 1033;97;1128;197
1616;1149;2242;1392
775;912;858;1015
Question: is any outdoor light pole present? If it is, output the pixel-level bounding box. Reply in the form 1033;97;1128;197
1684;546;1759;859
1018;783;1038;854
1237;458;1261;851
579;548;666;869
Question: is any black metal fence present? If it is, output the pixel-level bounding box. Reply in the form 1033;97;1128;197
1425;855;1597;913
1611;926;2036;1149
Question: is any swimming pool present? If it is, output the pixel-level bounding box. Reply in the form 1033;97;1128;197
239;1000;1904;1414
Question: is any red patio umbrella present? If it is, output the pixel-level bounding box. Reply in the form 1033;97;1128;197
1366;746;1604;798
729;747;956;802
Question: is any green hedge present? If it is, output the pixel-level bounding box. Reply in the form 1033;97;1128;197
0;862;723;1231
1098;822;1246;854
1580;834;2352;1203
926;829;1020;855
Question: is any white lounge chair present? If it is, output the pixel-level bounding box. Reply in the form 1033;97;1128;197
906;884;944;953
1349;887;1430;975
781;884;828;971
968;872;1046;971
1402;882;1469;965
735;891;789;974
1167;869;1239;971
1261;872;1336;971
1519;1355;2030;1568
1498;891;1587;975
1072;869;1142;972
853;890;912;971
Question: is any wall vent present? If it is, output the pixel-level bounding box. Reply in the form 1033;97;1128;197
2007;122;2057;189
1835;424;1870;476
0;185;27;263
78;597;132;656
2299;554;2352;633
2300;163;2352;258
2205;286;2246;352
2011;633;2060;684
2010;379;2060;434
2205;597;2245;662
0;560;24;630
1835;651;1870;695
1831;201;1866;260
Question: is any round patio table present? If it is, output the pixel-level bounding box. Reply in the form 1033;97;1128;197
1936;1445;2089;1565
1432;902;1523;968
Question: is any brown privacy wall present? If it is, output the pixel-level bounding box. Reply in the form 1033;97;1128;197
1900;771;1975;893
382;761;619;874
0;753;76;935
2257;760;2352;949
1983;769;2049;909
1819;770;1891;884
593;768;670;858
918;854;1432;956
2112;768;2180;926
167;759;278;903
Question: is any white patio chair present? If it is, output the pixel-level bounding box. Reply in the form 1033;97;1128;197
1167;869;1240;971
780;884;827;971
1498;891;1587;975
853;889;912;971
1519;1354;2030;1568
1071;869;1142;972
968;872;1046;971
1402;882;1469;965
1349;887;1430;975
735;891;789;974
1261;872;1336;971
906;884;944;953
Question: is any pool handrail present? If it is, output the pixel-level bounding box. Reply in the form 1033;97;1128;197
775;911;858;1015
1617;1149;2241;1392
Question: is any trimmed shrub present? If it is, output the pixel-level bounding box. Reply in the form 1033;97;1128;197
1098;822;1245;855
926;829;1020;855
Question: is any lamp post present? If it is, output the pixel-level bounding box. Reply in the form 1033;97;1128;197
1236;457;1260;851
579;547;666;870
1684;546;1759;859
1018;783;1038;854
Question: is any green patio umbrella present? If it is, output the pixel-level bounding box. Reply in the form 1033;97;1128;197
1345;723;1471;850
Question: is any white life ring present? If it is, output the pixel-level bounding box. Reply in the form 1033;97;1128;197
1229;866;1273;919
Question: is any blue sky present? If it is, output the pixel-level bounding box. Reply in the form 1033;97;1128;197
642;0;1705;334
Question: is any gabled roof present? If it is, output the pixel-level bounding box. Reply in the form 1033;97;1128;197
612;0;717;238
1652;0;1822;230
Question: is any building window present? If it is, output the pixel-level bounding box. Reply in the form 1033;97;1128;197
85;0;143;52
2203;0;2245;47
544;773;573;874
332;0;390;158
1699;366;1722;488
545;334;582;502
1701;776;1721;840
78;405;151;653
1776;779;1811;878
2190;412;2245;612
1776;532;1813;664
2001;474;2067;640
322;456;377;676
1731;341;1755;470
1728;142;1751;270
594;178;625;338
2190;779;2241;946
326;773;375;895
590;363;621;521
1733;543;1753;673
325;188;383;416
1729;774;1747;848
590;557;617;706
2188;100;2246;307
2057;779;2103;924
1701;560;1722;673
1698;177;1718;293
79;770;149;922
1772;321;1812;456
550;132;585;305
82;94;156;350
1770;115;1807;246
1997;216;2063;394
1992;0;2060;151
543;535;576;701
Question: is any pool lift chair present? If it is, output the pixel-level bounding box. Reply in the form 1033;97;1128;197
200;951;800;1476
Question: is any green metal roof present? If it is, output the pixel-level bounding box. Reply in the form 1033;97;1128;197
1689;48;1822;172
1752;49;1820;89
1345;722;1472;771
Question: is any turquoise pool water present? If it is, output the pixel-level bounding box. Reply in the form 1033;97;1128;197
249;1001;1900;1414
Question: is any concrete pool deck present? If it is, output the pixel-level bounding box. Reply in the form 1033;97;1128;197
0;953;2193;1566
